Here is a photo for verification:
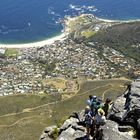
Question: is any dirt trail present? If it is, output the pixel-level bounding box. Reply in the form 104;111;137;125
0;84;113;127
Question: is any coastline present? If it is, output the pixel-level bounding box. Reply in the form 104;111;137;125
96;16;140;23
0;14;140;49
0;33;67;49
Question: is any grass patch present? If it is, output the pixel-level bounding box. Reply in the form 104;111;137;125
0;79;129;140
78;79;128;94
5;48;19;57
81;30;96;38
44;78;66;90
0;94;61;116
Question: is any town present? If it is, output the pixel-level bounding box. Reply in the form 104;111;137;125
0;38;140;96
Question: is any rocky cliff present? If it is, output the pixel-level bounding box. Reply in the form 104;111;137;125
40;81;140;140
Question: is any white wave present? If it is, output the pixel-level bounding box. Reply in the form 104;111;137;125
69;4;97;13
1;28;20;35
69;4;76;9
28;22;31;27
48;7;61;18
48;7;55;15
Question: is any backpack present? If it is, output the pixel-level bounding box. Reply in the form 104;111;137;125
85;112;93;126
91;101;98;115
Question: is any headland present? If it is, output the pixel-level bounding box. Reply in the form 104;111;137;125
1;14;140;49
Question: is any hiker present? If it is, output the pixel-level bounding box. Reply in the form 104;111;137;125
102;98;112;117
86;95;93;107
93;108;106;140
126;84;131;93
95;108;106;126
124;84;131;109
91;96;97;115
84;106;94;139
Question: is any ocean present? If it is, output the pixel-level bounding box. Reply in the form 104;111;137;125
0;0;140;44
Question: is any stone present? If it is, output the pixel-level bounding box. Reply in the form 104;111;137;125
73;130;86;139
113;96;126;112
118;125;134;132
60;117;79;130
44;125;57;133
57;127;75;140
101;120;136;140
71;123;85;132
77;110;85;122
40;133;52;140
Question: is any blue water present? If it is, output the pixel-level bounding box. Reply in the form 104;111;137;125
0;0;140;44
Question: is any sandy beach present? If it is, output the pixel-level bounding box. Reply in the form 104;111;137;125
96;16;140;23
0;33;67;49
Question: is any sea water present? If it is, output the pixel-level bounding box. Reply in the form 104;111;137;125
0;0;140;43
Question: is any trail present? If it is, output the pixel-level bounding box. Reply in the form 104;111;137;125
0;84;112;127
102;88;112;101
0;84;111;118
0;116;40;128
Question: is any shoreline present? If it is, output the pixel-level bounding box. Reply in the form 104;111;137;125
96;16;140;23
0;14;140;49
0;33;67;49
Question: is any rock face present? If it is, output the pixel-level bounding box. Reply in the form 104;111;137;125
109;81;140;137
40;81;140;140
101;120;135;140
40;113;136;140
40;112;87;140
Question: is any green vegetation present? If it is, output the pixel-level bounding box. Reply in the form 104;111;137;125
55;116;69;128
0;79;130;140
81;30;96;38
39;61;56;75
0;94;61;116
89;22;140;62
5;48;19;57
51;127;59;139
45;62;56;73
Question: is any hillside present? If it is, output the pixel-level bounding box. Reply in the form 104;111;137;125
40;80;140;140
88;22;140;62
0;79;128;140
66;15;140;62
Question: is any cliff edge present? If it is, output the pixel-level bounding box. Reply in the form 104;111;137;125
40;80;140;140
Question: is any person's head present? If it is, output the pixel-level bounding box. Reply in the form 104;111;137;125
97;98;102;104
93;95;97;100
98;108;105;116
106;98;111;104
96;101;101;106
92;96;97;102
89;95;93;100
99;111;103;116
98;98;102;103
85;105;91;111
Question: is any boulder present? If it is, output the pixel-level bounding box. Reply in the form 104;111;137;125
57;127;75;140
118;125;134;132
40;133;52;140
44;125;57;133
73;130;86;139
60;117;79;130
109;81;140;132
109;96;127;122
77;110;85;122
71;123;85;132
57;126;86;140
102;120;136;140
